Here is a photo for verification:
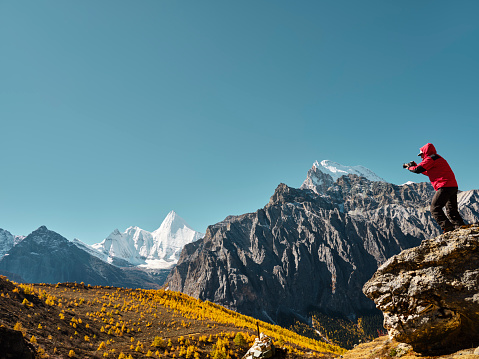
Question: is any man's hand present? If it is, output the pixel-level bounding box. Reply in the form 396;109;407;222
403;161;417;169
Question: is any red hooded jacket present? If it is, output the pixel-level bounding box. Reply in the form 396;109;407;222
408;143;458;190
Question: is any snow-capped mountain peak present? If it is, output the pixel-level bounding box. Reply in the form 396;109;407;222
89;211;204;270
109;229;122;238
153;210;186;235
149;211;203;268
301;160;385;194
313;160;385;182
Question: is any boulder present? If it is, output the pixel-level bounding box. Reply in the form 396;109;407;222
0;326;35;359
363;224;479;355
242;333;275;359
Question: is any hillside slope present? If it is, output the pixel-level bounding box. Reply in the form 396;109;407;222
0;275;344;358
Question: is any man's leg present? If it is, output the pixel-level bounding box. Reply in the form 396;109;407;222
444;188;466;228
431;188;454;231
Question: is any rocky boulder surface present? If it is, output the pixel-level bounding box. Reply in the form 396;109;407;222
363;224;479;355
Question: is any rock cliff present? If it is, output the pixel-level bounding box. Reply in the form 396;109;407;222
363;224;479;355
167;166;479;324
0;229;24;258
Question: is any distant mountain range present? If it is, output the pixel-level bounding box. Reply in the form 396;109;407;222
0;226;162;287
90;211;204;270
2;159;478;334
167;160;479;326
0;211;203;288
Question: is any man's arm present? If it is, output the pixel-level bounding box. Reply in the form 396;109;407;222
407;157;432;175
408;165;427;174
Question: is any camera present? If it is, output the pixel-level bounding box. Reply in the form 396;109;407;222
403;161;416;168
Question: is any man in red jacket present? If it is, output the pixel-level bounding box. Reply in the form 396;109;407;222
404;143;465;233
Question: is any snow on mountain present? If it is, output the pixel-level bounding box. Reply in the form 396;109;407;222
0;229;15;258
0;229;25;258
0;226;163;288
314;160;385;182
91;227;151;266
90;211;204;270
301;160;385;194
72;238;133;267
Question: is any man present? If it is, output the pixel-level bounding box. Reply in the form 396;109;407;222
404;143;465;233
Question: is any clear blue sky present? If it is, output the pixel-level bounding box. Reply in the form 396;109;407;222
1;1;478;244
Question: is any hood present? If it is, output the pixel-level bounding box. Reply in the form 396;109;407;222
419;143;436;158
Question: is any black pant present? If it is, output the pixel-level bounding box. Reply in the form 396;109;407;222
430;187;465;230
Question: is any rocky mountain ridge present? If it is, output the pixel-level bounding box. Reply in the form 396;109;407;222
0;229;25;258
0;211;204;286
167;162;479;328
90;210;204;269
0;226;162;288
301;160;386;192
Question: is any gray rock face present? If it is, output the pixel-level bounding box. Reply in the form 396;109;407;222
167;171;479;323
0;226;162;289
0;229;24;259
0;229;15;258
363;225;479;355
